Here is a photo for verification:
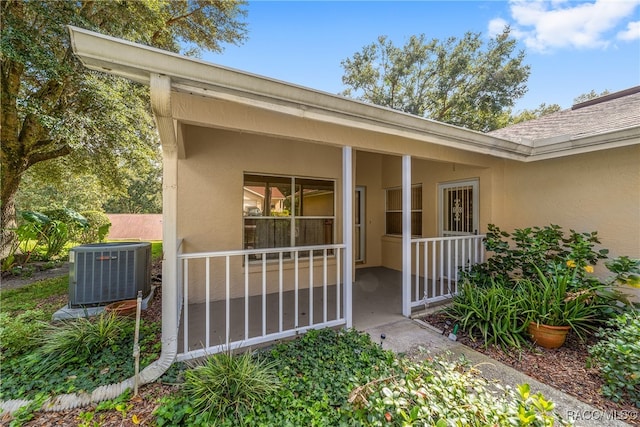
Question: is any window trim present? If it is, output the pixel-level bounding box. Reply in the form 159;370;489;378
243;173;336;258
385;184;422;237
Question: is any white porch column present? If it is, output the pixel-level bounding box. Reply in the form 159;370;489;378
342;146;353;328
402;155;411;317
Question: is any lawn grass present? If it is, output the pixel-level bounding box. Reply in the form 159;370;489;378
150;241;163;261
1;275;68;317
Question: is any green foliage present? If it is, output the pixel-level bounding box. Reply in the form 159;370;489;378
0;317;161;401
155;328;396;426
1;0;248;258
34;313;130;375
349;355;562;426
606;256;640;288
151;241;163;261
0;309;48;359
446;279;529;349
589;311;640;407
12;209;87;261
76;211;111;243
155;328;566;426
518;265;611;340
0;275;68;317
340;27;530;132
463;224;609;287
509;103;562;125
182;351;280;423
451;224;631;348
103;161;163;214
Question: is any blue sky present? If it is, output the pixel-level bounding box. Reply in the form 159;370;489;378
203;0;640;112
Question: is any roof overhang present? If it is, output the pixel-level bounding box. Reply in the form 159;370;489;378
68;26;639;162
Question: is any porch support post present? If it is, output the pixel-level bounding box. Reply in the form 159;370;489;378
342;146;353;328
402;155;411;317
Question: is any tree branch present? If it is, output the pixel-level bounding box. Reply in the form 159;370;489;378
26;144;72;168
151;5;205;42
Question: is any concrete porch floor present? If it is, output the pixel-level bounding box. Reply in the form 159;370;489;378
178;267;454;353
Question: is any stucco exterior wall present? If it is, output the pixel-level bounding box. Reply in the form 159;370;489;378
178;125;343;302
356;152;494;272
499;144;640;299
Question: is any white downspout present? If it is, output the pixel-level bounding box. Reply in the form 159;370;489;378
0;74;180;415
138;73;179;381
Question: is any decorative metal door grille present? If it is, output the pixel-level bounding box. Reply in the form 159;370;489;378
439;180;479;236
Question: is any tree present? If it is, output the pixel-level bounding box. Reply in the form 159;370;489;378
1;0;248;257
573;89;610;105
340;27;530;133
508;103;562;125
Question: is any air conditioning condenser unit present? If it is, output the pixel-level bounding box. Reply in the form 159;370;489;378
69;242;151;307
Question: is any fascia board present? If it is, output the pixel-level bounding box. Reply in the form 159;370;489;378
68;26;528;159
525;127;640;162
68;26;638;163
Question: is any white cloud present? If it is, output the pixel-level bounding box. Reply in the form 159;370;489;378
493;0;640;52
617;20;640;40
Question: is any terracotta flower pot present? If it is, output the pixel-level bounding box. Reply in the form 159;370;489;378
105;299;138;318
527;322;570;349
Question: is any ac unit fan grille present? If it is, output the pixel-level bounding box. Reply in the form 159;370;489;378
69;243;151;307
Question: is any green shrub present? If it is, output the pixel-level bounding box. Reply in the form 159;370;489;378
463;224;608;286
77;211;111;243
35;312;132;375
0;310;48;359
182;351;280;422
589;311;640;407
446;279;529;349
154;329;565;426
350;356;561;426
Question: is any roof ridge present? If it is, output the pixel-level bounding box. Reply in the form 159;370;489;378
572;86;640;110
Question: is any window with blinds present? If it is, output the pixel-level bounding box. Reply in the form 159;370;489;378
385;185;422;236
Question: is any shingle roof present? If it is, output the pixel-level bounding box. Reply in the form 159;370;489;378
489;86;640;144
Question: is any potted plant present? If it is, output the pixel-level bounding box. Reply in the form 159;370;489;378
518;263;608;348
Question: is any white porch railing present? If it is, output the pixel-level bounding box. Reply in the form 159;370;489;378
176;244;345;361
410;235;485;308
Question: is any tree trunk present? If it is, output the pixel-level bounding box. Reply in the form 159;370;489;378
0;168;21;260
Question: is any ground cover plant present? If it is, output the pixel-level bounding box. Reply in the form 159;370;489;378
0;274;162;404
154;328;567;426
589;310;640;407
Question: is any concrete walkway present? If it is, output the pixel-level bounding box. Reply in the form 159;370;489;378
361;318;633;427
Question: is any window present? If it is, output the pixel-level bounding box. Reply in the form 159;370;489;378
243;174;335;258
386;185;422;236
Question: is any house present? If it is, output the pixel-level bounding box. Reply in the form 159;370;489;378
67;27;639;386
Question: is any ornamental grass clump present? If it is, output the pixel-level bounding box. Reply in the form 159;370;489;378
446;278;529;349
182;351;280;422
518;264;612;341
34;312;131;375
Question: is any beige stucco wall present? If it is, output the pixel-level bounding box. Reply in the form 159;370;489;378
355;151;495;271
178;125;343;302
497;144;640;299
172;92;638;302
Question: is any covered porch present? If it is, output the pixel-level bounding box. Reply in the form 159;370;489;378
175;234;484;361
